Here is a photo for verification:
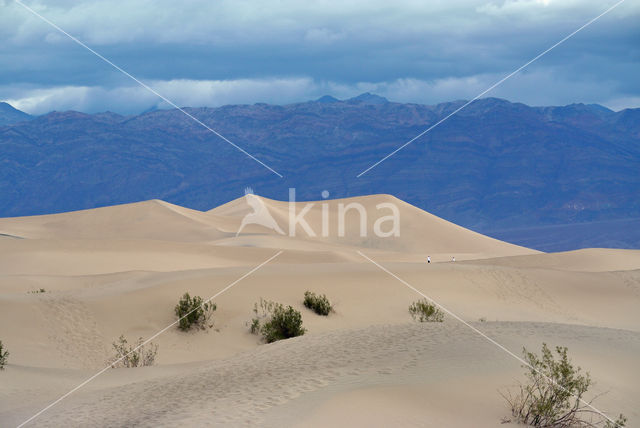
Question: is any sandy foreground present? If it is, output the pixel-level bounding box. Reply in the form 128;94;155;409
0;195;638;427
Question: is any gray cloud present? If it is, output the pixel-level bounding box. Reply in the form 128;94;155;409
4;71;633;115
1;0;638;113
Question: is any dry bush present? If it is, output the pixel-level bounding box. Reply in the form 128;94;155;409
501;343;626;427
108;335;158;368
0;340;8;370
409;299;444;322
250;298;278;330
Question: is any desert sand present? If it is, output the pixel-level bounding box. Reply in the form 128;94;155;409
0;195;638;427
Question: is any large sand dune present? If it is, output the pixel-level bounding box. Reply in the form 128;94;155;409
0;195;638;427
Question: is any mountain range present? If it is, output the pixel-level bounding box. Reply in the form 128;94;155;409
1;95;638;251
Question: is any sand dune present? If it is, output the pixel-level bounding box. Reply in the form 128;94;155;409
465;248;640;272
3;322;638;427
0;195;638;427
211;194;537;258
0;200;228;242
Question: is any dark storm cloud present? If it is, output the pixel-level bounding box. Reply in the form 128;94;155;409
1;0;638;114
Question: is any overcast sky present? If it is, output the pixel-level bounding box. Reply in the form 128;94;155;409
1;0;638;114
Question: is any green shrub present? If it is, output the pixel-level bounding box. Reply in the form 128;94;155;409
262;305;306;343
250;317;260;334
502;343;626;427
0;340;8;370
303;291;333;316
108;335;158;368
409;299;444;322
175;292;216;331
250;298;306;343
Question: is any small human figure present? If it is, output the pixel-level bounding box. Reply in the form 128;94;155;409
452;256;455;262
427;256;431;264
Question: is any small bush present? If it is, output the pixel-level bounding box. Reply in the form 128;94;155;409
108;335;158;368
303;291;333;316
250;298;306;343
175;292;216;331
262;305;306;343
502;343;626;427
28;288;46;294
250;317;260;334
409;299;444;322
0;340;8;370
250;298;278;328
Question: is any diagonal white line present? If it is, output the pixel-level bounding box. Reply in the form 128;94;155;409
17;250;283;428
13;0;283;178
356;0;625;177
356;250;617;425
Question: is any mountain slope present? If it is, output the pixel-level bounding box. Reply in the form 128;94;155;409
0;102;32;126
0;96;638;251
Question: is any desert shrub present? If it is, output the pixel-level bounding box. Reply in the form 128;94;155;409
175;292;216;331
250;298;278;329
409;299;444;322
261;305;306;343
250;317;260;334
501;343;626;427
250;298;306;343
303;291;333;316
28;288;46;294
108;335;158;368
0;340;8;370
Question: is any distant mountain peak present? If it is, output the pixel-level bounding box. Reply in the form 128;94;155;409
0;101;33;126
315;95;340;103
568;103;613;115
347;92;389;105
0;101;23;112
473;97;511;105
539;102;615;122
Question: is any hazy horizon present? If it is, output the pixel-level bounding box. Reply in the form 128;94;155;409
2;93;635;117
